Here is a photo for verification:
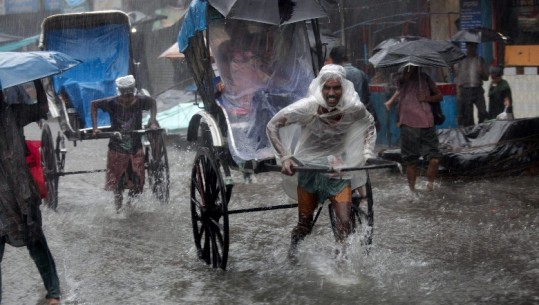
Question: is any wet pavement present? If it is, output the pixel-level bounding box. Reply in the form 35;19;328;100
3;121;538;304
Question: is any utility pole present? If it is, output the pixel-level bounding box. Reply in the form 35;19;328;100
339;0;346;46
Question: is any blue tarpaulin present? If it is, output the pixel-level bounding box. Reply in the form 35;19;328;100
44;24;130;127
177;0;207;52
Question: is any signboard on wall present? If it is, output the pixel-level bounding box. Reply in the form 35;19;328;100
460;0;482;29
3;0;39;13
62;0;89;13
43;0;63;11
94;0;122;11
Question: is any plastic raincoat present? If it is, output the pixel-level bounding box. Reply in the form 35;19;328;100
266;64;377;198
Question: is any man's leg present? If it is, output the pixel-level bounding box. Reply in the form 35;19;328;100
0;240;5;303
426;158;439;191
406;162;418;192
474;88;488;123
459;88;475;126
457;88;466;126
329;186;353;243
106;149;128;213
289;187;318;257
126;149;146;204
114;189;123;212
27;231;61;303
423;127;441;191
400;125;421;192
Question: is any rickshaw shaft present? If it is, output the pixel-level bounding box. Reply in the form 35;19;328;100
228;203;298;214
57;169;106;176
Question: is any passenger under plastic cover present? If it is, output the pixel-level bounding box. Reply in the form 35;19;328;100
208;18;313;162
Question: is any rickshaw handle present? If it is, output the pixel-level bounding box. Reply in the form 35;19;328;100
89;129;164;139
265;160;402;173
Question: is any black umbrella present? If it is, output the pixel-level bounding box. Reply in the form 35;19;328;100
451;27;509;43
371;39;465;68
372;35;425;53
208;0;327;25
370;36;426;66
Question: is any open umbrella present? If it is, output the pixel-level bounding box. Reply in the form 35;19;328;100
372;35;425;53
0;51;81;90
451;27;509;43
371;39;465;68
208;0;327;25
370;36;426;66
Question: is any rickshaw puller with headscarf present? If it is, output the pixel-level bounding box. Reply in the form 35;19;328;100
266;64;377;258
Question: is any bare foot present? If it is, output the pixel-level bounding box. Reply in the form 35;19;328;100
48;297;60;305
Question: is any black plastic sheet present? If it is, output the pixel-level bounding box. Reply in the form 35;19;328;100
378;118;539;176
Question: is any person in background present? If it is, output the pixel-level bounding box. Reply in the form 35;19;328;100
328;46;378;203
329;46;373;118
91;75;159;213
384;65;442;192
0;80;61;305
488;65;513;120
455;42;489;126
266;64;376;258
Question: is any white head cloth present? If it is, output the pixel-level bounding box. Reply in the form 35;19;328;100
308;64;355;111
115;75;136;94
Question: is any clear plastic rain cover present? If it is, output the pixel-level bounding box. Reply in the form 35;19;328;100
208;18;314;162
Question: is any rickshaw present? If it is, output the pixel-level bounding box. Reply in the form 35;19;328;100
38;10;170;210
180;0;398;270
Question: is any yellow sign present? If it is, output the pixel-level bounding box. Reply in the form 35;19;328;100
505;45;539;66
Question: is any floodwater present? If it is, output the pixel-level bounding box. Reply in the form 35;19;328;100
3;121;538;305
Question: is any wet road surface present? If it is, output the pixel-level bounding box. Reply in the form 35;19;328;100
2;121;538;304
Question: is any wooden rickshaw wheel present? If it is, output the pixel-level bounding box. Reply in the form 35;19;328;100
328;173;374;246
145;130;170;204
40;123;59;210
190;146;230;270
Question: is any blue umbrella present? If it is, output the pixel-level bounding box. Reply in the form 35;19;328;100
0;51;81;90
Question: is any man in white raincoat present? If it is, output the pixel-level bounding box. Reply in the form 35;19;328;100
266;64;377;257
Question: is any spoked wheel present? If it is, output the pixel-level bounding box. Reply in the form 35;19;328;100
352;174;374;246
190;146;229;270
328;173;374;246
40;123;59;210
145;130;170;203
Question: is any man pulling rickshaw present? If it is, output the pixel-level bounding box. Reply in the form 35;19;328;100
267;64;377;258
91;75;159;212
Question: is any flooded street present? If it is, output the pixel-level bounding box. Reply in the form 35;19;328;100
3;121;538;305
